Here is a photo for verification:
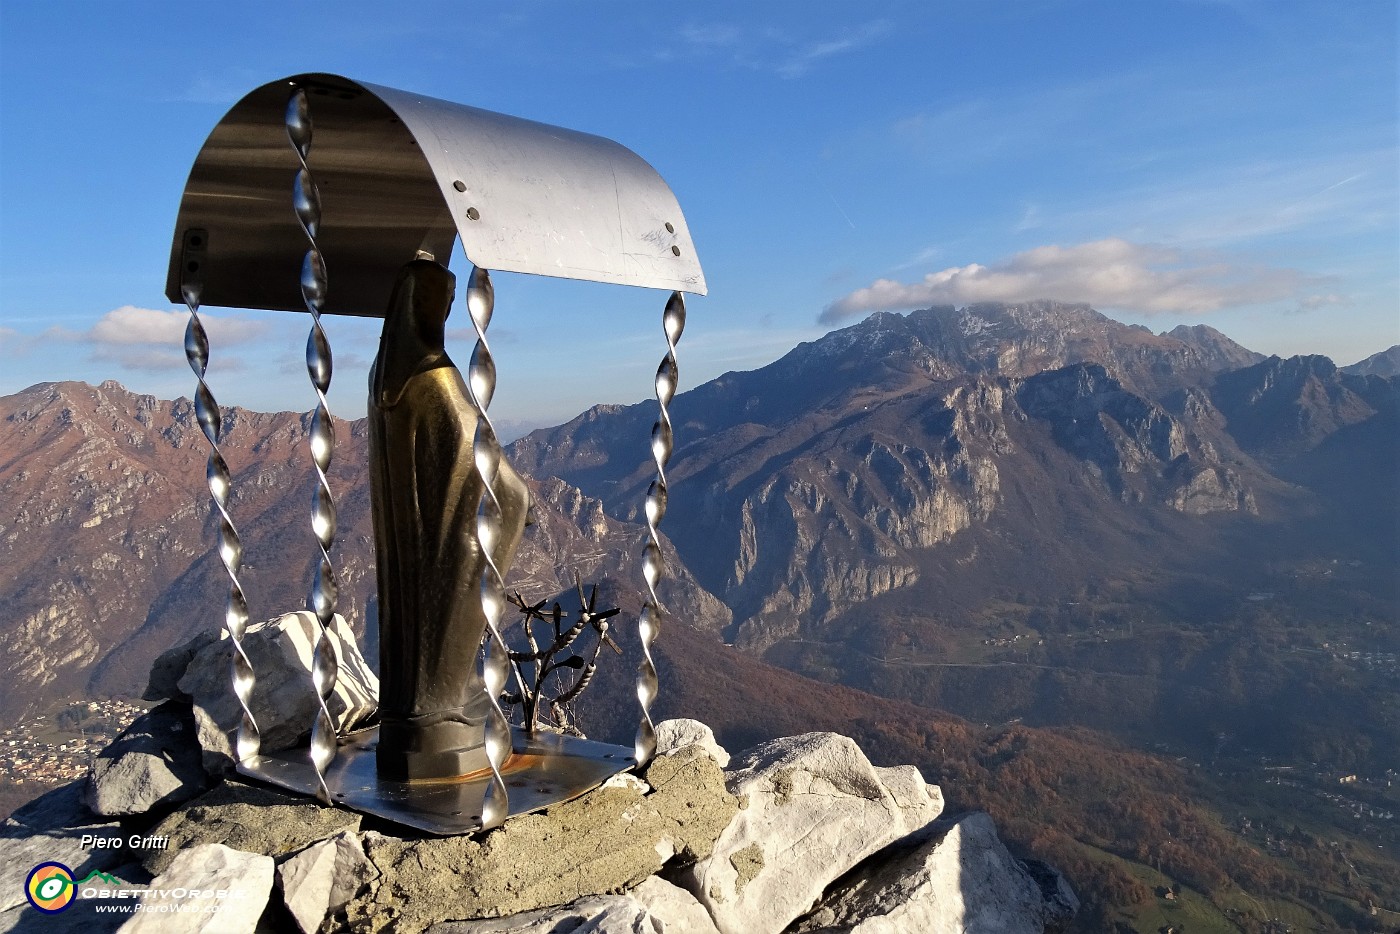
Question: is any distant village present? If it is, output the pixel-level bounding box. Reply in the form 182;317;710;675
0;699;146;786
1322;644;1400;675
1261;768;1398;824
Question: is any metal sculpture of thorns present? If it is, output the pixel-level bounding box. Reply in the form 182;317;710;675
504;576;622;737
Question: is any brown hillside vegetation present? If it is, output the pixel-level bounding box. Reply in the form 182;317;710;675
575;607;1397;932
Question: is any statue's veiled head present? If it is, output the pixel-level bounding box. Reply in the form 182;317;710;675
374;257;458;407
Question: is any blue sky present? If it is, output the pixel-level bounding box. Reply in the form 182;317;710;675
1;0;1396;435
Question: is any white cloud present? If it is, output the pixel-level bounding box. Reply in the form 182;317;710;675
163;67;270;105
774;20;893;79
277;350;371;377
1014;204;1044;233
1292;293;1349;315
36;306;270;373
822;238;1317;324
679;23;745;51
1061;154;1397;249
888;244;945;273
87;306;266;347
92;346;228;373
677;19;891;79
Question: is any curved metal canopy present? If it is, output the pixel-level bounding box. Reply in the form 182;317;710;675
166;73;706;316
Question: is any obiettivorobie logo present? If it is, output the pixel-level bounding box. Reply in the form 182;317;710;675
24;864;123;913
24;862;74;913
23;860;247;919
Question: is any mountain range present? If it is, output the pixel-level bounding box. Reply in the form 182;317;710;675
511;303;1393;633
2;302;1397;930
0;380;729;723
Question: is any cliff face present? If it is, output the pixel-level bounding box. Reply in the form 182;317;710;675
508;301;1261;488
1014;363;1254;514
1211;353;1397;460
509;303;1331;652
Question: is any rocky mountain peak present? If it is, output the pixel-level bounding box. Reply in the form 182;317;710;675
1165;323;1266;371
512;305;1379;656
1210;353;1391;461
510;301;1271;493
1343;343;1400;377
794;301;1260;401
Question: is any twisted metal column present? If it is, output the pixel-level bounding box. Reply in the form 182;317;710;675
464;267;513;829
287;88;341;804
635;291;686;767
183;283;261;764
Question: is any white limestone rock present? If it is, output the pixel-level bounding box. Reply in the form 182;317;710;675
340;747;737;933
119;843;273;933
677;731;944;934
655;718;731;768
790;811;1079;934
628;877;720;933
176;611;378;773
600;772;652;795
278;831;379;934
873;764;944;826
421;897;655;933
424;877;718;933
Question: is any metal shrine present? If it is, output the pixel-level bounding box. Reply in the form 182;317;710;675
167;73;705;834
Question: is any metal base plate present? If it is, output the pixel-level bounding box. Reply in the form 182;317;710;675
238;726;636;835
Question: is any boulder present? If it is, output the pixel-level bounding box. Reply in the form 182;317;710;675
423;877;718;933
655;718;730;768
84;701;207;817
144;630;218;702
141;781;360;876
790;812;1079;934
278;831;379;934
628;876;720;933
338;745;738;934
873;764;942;828
0;783;125;913
675;732;944;934
120;843;273;934
423;897;658;934
173;611;378;774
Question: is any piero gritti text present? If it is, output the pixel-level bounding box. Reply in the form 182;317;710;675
79;833;170;851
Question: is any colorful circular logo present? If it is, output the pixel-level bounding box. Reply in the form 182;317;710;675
25;862;75;913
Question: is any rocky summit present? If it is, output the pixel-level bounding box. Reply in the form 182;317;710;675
0;620;1075;933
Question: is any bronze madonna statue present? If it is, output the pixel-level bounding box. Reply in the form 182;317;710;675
368;257;531;781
